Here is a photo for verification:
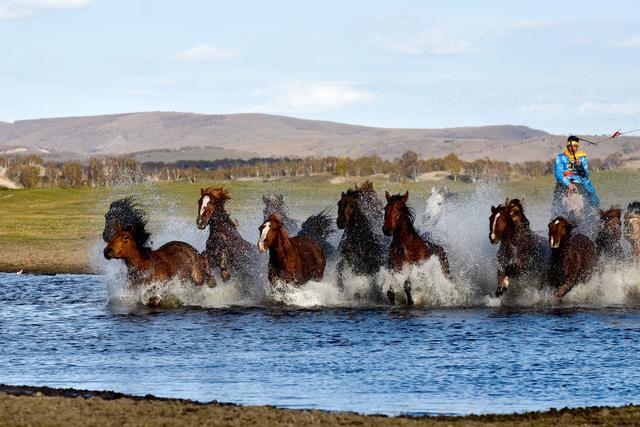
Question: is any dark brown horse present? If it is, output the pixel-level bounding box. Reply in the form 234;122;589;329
489;198;548;297
258;213;326;286
624;202;640;264
104;224;215;305
197;186;262;285
336;187;386;297
548;216;598;299
595;207;623;261
383;191;449;305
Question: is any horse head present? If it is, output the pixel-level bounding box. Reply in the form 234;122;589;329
337;189;360;229
258;213;284;253
262;193;287;220
598;207;622;241
103;224;145;260
423;186;447;225
383;191;412;236
624;202;640;243
548;216;573;249
489;198;528;244
197;186;231;229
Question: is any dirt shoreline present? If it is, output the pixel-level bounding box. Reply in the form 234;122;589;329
1;384;639;426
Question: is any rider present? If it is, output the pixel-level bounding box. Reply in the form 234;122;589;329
552;135;600;210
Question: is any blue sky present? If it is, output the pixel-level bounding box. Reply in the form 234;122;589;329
1;0;639;133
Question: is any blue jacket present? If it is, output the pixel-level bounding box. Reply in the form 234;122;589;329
554;151;599;206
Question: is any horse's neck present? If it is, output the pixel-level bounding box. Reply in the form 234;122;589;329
392;217;419;247
269;230;297;268
124;247;149;272
209;209;239;237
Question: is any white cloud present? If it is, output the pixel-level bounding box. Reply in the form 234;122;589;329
0;0;89;20
577;101;640;116
253;81;374;112
176;44;239;62
610;36;640;48
381;29;474;56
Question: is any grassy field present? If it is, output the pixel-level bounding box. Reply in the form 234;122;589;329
1;385;640;427
0;170;638;273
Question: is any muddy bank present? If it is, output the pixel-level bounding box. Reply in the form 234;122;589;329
1;385;639;426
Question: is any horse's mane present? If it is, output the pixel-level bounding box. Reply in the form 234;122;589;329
203;186;231;203
103;197;151;249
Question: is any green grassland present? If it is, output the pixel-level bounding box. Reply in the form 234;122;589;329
0;170;638;273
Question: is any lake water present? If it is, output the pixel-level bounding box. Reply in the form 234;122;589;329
1;272;639;416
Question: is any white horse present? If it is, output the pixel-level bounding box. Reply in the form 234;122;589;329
420;186;458;242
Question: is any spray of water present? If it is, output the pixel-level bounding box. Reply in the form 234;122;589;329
93;182;640;309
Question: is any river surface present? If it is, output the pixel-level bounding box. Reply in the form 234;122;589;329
1;272;639;416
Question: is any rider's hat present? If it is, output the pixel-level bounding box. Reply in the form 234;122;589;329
567;135;580;144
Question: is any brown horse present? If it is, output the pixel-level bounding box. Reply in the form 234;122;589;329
258;213;326;286
595;207;623;261
383;191;449;305
489;198;548;297
548;216;598;299
197;186;263;285
104;224;215;305
624;202;640;263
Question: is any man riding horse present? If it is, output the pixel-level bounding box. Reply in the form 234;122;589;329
551;135;600;216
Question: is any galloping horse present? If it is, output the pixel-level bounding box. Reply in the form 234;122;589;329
258;213;326;285
595;207;623;261
383;191;449;305
197;186;263;285
624;202;640;263
548;216;597;299
336;187;386;294
104;224;214;290
262;193;300;235
489;198;548;296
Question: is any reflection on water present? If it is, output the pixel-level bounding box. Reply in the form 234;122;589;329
0;272;639;416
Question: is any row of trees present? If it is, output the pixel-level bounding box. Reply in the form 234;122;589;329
0;151;624;189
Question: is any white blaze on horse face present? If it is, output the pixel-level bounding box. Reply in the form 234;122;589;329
199;195;210;216
258;222;270;253
490;212;500;241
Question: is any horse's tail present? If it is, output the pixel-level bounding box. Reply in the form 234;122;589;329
298;209;335;258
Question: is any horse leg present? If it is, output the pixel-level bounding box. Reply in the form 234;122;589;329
496;271;509;297
219;252;231;282
404;279;414;306
201;256;216;288
386;288;396;304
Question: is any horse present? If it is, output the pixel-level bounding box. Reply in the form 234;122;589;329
595;207;623;261
489;198;549;297
624;201;640;263
262;193;300;235
258;213;326;285
383;191;449;305
197;186;263;286
336;187;386;297
548;216;598;299
552;182;598;238
103;224;215;306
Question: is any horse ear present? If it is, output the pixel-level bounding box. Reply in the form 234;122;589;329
341;191;346;197
491;205;496;213
385;191;391;201
201;188;205;196
402;191;409;203
504;197;509;204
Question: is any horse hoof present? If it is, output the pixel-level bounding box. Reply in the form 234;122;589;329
386;289;396;305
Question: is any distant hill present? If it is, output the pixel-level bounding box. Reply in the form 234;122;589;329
0;112;638;162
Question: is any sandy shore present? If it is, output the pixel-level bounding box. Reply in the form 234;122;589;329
1;385;639;426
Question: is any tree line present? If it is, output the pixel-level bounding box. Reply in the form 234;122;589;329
0;151;624;189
